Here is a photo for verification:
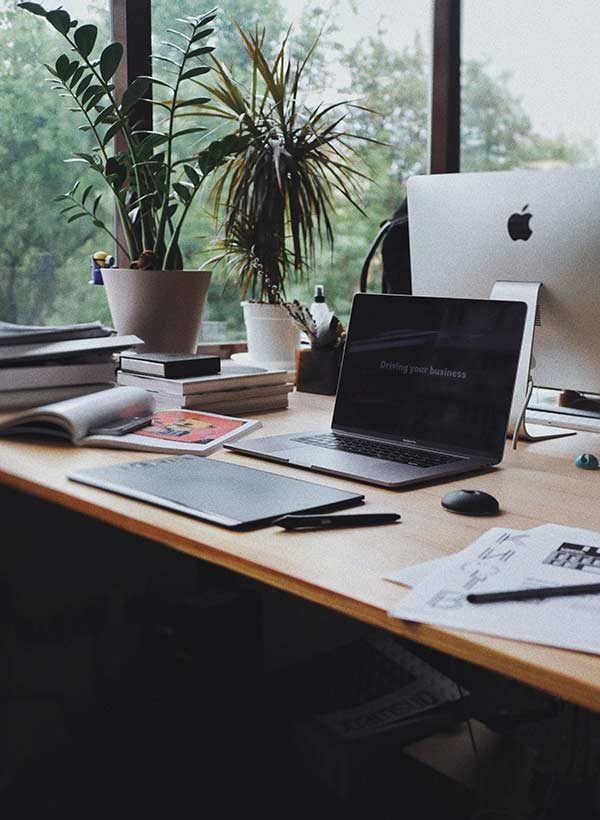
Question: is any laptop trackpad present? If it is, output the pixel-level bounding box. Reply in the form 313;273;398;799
276;444;406;478
276;444;355;469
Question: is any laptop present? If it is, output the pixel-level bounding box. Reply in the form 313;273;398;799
225;294;526;488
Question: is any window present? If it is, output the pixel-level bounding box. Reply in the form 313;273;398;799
0;1;113;325
461;0;599;171
151;0;432;337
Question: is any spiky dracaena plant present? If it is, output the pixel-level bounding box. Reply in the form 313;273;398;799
197;26;372;303
19;2;222;270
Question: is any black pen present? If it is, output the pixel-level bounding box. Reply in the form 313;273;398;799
467;581;600;605
274;512;401;530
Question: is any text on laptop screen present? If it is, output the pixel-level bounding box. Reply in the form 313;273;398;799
332;295;525;457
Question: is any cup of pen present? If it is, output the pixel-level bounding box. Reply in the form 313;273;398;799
284;299;345;395
295;346;344;395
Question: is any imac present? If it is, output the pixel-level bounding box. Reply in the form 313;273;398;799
406;167;600;434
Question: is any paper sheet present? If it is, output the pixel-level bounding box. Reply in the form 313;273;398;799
388;524;600;655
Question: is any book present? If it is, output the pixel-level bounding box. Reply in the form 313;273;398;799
117;360;288;396
0;320;113;345
155;395;290;416
0;334;141;366
178;383;293;409
0;383;114;411
178;387;292;415
0;360;117;392
0;385;261;455
120;352;221;378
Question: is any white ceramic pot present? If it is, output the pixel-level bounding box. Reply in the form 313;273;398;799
102;268;211;353
241;301;300;369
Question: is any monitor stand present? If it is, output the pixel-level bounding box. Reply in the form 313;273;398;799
490;281;575;445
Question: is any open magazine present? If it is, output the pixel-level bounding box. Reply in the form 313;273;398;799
0;385;261;455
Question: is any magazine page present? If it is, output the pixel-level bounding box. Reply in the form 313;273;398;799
0;386;154;442
82;409;262;455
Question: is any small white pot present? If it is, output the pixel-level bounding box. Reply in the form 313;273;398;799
102;268;211;353
241;301;300;368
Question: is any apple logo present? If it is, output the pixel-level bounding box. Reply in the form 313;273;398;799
507;205;532;241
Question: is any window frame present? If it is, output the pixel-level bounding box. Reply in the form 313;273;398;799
109;0;462;182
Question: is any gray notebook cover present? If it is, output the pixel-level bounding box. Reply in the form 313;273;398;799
68;454;364;529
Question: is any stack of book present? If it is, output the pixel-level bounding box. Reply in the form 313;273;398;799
0;321;141;411
117;353;293;414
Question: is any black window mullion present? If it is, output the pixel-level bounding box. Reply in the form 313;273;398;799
109;0;153;265
429;0;461;174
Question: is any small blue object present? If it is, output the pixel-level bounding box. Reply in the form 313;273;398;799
89;251;115;285
574;453;599;470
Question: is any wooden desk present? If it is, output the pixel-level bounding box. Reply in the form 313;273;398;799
1;390;600;711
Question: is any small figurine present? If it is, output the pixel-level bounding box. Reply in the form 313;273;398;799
574;453;599;470
90;251;115;285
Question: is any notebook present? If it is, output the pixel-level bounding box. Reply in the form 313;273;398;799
68;454;364;529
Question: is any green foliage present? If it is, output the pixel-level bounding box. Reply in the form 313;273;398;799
19;2;224;270
0;5;111;324
461;60;596;171
5;1;594;333
200;26;373;303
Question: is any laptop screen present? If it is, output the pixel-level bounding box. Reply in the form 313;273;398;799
332;294;526;458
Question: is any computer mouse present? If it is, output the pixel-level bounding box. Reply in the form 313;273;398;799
441;489;499;516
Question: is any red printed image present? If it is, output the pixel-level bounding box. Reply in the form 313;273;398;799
135;411;243;444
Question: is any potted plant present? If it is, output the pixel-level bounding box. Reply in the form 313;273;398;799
198;27;369;367
19;2;223;352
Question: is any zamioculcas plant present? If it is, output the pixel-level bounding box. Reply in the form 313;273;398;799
19;2;220;270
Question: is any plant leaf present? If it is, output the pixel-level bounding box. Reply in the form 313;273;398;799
74;24;97;58
161;41;187;55
70;65;85;88
172;127;206;140
105;156;127;187
188;46;214;59
181;66;211;81
173;182;191;203
76;74;93;96
64;153;95;165
183;164;200;185
80;184;93;206
137;75;175;92
17;3;47;16
67;212;87;223
99;42;123;82
120;77;149;115
174;96;211;110
151;55;181;69
46;9;71;35
55;54;70;80
94;105;116;126
191;26;214;41
102;120;124;146
81;83;104;106
86;91;106;112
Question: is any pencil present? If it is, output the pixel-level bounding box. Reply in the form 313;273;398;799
467;581;600;604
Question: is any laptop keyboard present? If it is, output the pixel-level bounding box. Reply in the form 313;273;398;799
292;433;463;468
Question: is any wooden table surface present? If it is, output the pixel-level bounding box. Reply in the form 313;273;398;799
1;391;600;710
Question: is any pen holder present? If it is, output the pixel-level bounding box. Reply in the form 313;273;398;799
295;346;343;395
